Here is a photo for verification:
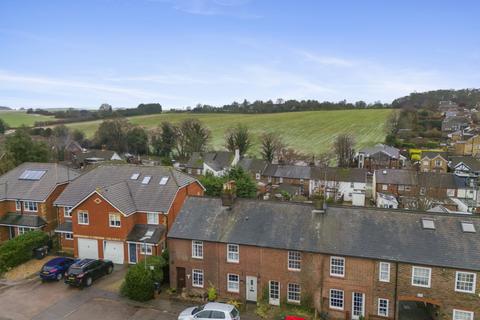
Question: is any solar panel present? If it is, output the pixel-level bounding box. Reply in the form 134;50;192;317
421;218;435;230
19;170;46;181
461;222;476;233
159;176;169;185
141;176;151;184
130;173;140;180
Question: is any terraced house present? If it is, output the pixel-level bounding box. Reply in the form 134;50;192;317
0;162;79;242
168;196;480;320
54;165;203;264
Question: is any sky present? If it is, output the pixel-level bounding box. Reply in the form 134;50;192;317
0;0;479;109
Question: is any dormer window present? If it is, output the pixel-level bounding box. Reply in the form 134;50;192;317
141;176;151;184
159;176;169;185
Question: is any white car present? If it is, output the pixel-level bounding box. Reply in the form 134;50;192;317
178;303;240;320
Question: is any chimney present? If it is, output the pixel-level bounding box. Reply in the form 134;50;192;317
221;180;237;207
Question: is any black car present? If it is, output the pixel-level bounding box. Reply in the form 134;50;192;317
64;259;114;288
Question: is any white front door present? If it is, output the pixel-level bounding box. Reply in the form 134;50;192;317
269;281;280;306
352;292;365;319
77;238;99;260
103;240;124;264
246;276;257;302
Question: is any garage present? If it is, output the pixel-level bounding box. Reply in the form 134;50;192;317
77;238;99;260
103;240;124;264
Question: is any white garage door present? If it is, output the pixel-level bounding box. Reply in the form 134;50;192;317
77;238;99;260
103;240;124;264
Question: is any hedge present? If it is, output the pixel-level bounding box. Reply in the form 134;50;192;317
0;230;49;273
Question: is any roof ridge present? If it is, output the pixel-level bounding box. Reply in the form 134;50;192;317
169;167;180;187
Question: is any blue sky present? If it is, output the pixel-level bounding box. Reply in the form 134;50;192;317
1;0;479;109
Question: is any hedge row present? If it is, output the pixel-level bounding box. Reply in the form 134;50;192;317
0;231;49;273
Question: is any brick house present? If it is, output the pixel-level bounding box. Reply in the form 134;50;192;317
0;162;79;242
54;165;203;263
356;144;406;172
261;164;312;196
419;152;448;173
168;197;480;320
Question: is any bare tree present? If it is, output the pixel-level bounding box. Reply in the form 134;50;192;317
260;132;284;163
333;134;355;168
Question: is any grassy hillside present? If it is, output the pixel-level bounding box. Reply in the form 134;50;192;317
0;111;54;127
66;109;392;155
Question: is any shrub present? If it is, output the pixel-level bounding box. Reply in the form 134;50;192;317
0;231;49;274
145;255;167;283
121;264;155;302
207;283;217;301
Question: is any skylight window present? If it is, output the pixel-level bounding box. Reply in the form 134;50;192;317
130;173;140;180
141;176;151;184
421;218;435;230
461;222;476;233
159;176;169;185
19;170;46;181
145;230;154;238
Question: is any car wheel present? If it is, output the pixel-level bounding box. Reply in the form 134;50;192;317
106;266;113;274
56;273;63;281
85;277;93;287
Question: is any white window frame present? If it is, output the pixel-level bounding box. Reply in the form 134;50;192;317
287;283;301;303
192;269;204;288
329;289;344;310
147;212;159;225
108;213;121;228
23;201;38;212
382;184;388;191
377;298;389;317
227;244;239;263
192;240;203;259
18;227;34;235
255;173;261;180
78;211;89;225
140;243;153;255
288;251;301;271
64;206;73;217
379;262;391;282
15;200;21;211
64;233;73;240
330;256;345;277
411;266;431;288
455;271;477;293
227;273;240;293
453;309;474;320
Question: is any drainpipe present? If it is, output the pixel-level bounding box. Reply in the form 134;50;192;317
394;262;399;320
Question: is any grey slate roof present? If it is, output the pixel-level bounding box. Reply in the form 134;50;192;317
55;221;73;233
169;197;480;271
375;169;417;185
421;151;448;160
450;156;480;172
74;150;120;162
127;224;166;244
376;169;471;189
54;165;200;214
359;144;400;159
0;213;47;228
311;167;367;183
263;164;311;180
0;162;80;202
186;151;234;171
238;158;268;174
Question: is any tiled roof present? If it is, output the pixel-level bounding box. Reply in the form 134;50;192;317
263;164;311;180
169;197;480;271
186;151;234;171
0;162;80;202
359;144;400;159
311;167;367;183
127;224;166;244
0;213;47;228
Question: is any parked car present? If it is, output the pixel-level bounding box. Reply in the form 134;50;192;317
64;259;114;288
39;257;77;281
178;303;240;320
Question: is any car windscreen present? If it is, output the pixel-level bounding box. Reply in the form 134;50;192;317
230;308;239;318
42;265;56;271
68;266;84;275
192;305;205;314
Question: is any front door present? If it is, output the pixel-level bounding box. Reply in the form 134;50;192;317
246;276;258;302
269;281;280;306
352;292;365;319
176;267;186;289
128;243;137;264
9;227;15;239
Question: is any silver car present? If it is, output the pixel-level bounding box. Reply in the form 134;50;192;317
178;303;240;320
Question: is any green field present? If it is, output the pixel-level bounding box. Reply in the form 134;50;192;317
0;111;54;127
66;109;392;155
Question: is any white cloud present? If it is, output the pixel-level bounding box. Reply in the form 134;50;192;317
297;50;355;67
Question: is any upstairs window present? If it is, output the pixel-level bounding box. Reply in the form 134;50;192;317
455;272;476;293
23;201;38;212
78;211;89;225
412;266;431;288
192;240;203;259
15;200;22;211
330;256;345;277
147;212;159;225
109;213;121;228
64;206;73;217
288;251;301;271
379;262;391;282
227;244;239;263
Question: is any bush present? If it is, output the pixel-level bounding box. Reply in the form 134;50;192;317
0;231;49;274
207;283;217;301
121;264;155;302
145;255;167;283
